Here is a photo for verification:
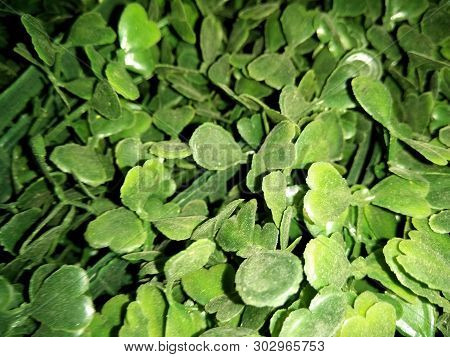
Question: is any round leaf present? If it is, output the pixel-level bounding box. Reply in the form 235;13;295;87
236;251;303;307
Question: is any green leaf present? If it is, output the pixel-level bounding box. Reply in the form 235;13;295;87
120;283;166;337
248;53;296;89
304;162;351;227
332;0;366;17
239;3;279;20
154;215;206;241
200;15;223;65
83;294;129;337
262;171;287;227
378;293;436;337
154;106;195;137
85;208;147;253
384;238;450;312
166;293;207;337
280;4;315;47
339;292;396;337
294;112;344;168
170;0;197;44
91;80;122;120
216;200;257;252
50;143;114;187
236;250;303;307
280;288;348;337
68;12;116;46
429;210;450;234
351;76;393;129
397;230;450;293
164;239;216;281
105;63;139;100
21;15;55;66
181;263;235;305
119;3;161;51
120;159;176;220
304;236;351;290
0;208;41;253
279;85;307;121
31;266;94;333
189;123;245;170
371;175;431;218
237;114;263;149
150;141;192;159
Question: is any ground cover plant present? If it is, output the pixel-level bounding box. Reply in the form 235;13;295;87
0;0;449;337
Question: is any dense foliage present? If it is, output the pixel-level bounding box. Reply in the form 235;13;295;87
0;0;449;337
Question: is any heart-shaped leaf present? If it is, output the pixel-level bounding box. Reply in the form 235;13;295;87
85;207;147;253
50;143;114;187
31;266;94;332
118;3;161;51
304;162;351;226
181;263;235;305
68;13;116;46
237;114;263;149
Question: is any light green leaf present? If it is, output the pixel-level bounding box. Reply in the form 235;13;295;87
85;208;147;253
236;250;303;307
154;106;195;137
31;266;94;333
248;53;296;89
371;175;431;218
50;143;114;187
351;76;393;128
383;238;450;311
154;215;206;241
105;63;139;100
216;200;257;252
164;239;216;281
294;112;344;168
181;263;235;305
120;283;166;337
262;171;287;227
120;159;176;220
189;123;245;170
150;141;192;159
304;162;351;226
200;15;223;65
304;236;351;290
279;85;307;121
83;294;129;337
280;4;315;47
237;114;263;149
429;210;450;234
118;3;161;51
280;288;348;337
